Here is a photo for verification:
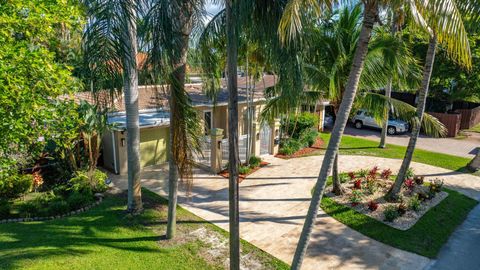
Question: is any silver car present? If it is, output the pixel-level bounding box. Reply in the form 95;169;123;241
352;110;409;135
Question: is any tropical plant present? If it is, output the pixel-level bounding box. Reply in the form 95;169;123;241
248;156;262;168
82;0;143;213
384;205;400;222
408;195;421;211
78;101;115;184
287;5;425;196
144;0;204;239
387;0;480;201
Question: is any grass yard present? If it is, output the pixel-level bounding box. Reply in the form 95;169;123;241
321;188;477;258
0;189;288;270
318;133;472;172
465;123;480;133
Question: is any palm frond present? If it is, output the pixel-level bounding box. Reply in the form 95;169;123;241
278;0;328;45
356;92;447;137
413;0;472;68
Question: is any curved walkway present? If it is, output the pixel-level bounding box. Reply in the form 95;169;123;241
110;155;480;269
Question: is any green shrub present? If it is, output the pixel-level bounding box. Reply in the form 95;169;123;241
248;156;261;168
405;168;415;179
279;138;302;155
53;184;71;197
46;199;70;216
408;195;421;212
239;165;251;175
92;170;108;193
349;190;363;205
299;129;319;147
384;205;400;222
18;201;39;218
0;173;32;200
67;192;93;209
69;172;91;194
69;169;108;194
0;200;11;219
283;112;319;139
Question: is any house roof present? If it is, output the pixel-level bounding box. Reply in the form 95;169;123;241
71;74;277;112
108;111;170;129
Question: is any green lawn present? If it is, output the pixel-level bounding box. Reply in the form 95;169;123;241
466;123;480;133
321;188;478;258
0;189;288;270
318;133;472;172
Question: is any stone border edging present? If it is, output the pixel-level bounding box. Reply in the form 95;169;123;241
0;194;104;224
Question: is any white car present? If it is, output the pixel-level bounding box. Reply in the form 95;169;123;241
351;110;409;135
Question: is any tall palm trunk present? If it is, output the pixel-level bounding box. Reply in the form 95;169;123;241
226;0;240;269
167;2;194;239
379;79;392;148
124;2;142;213
386;35;437;200
331;106;345;195
379;21;398;149
332;153;345;195
291;3;378;269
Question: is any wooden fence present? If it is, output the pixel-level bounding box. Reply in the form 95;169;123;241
455;106;480;129
428;112;461;137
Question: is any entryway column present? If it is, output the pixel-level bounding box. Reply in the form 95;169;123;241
251;122;261;157
210;128;224;173
270;119;281;155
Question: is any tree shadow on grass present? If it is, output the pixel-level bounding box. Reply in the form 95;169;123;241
0;193;171;269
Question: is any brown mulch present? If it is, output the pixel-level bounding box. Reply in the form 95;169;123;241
218;161;270;183
275;138;324;159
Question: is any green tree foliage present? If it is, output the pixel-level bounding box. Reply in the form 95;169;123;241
429;34;480;103
0;0;83;171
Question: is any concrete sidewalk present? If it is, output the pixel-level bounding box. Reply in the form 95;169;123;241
110;155;480;269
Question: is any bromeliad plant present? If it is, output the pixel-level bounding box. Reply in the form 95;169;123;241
350;190;363;206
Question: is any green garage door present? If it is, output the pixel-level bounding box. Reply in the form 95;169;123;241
140;126;169;168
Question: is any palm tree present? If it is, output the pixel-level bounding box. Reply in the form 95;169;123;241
281;2;380;268
144;0;204;240
82;0;143;213
379;9;403;149
225;0;241;268
386;0;476;200
302;6;422;195
199;2;308;267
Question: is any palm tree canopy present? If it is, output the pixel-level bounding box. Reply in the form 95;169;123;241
82;0;143;96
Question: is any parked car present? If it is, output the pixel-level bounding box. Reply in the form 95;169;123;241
351;109;409;135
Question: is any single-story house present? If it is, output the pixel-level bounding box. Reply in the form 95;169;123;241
75;75;330;174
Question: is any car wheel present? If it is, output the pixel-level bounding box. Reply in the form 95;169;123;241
355;121;363;129
387;126;396;135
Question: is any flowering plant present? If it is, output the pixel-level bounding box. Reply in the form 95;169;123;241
368;201;378;211
381;169;392;180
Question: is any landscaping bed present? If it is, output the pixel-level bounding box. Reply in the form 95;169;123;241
0;169;109;221
275;137;323;159
325;167;448;230
219;156;269;181
317;167;478;257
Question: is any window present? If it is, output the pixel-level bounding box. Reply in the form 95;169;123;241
204;111;212;135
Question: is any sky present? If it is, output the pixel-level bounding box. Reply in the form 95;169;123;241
205;1;222;21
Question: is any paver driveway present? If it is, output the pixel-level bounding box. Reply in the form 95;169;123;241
110;155;480;269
